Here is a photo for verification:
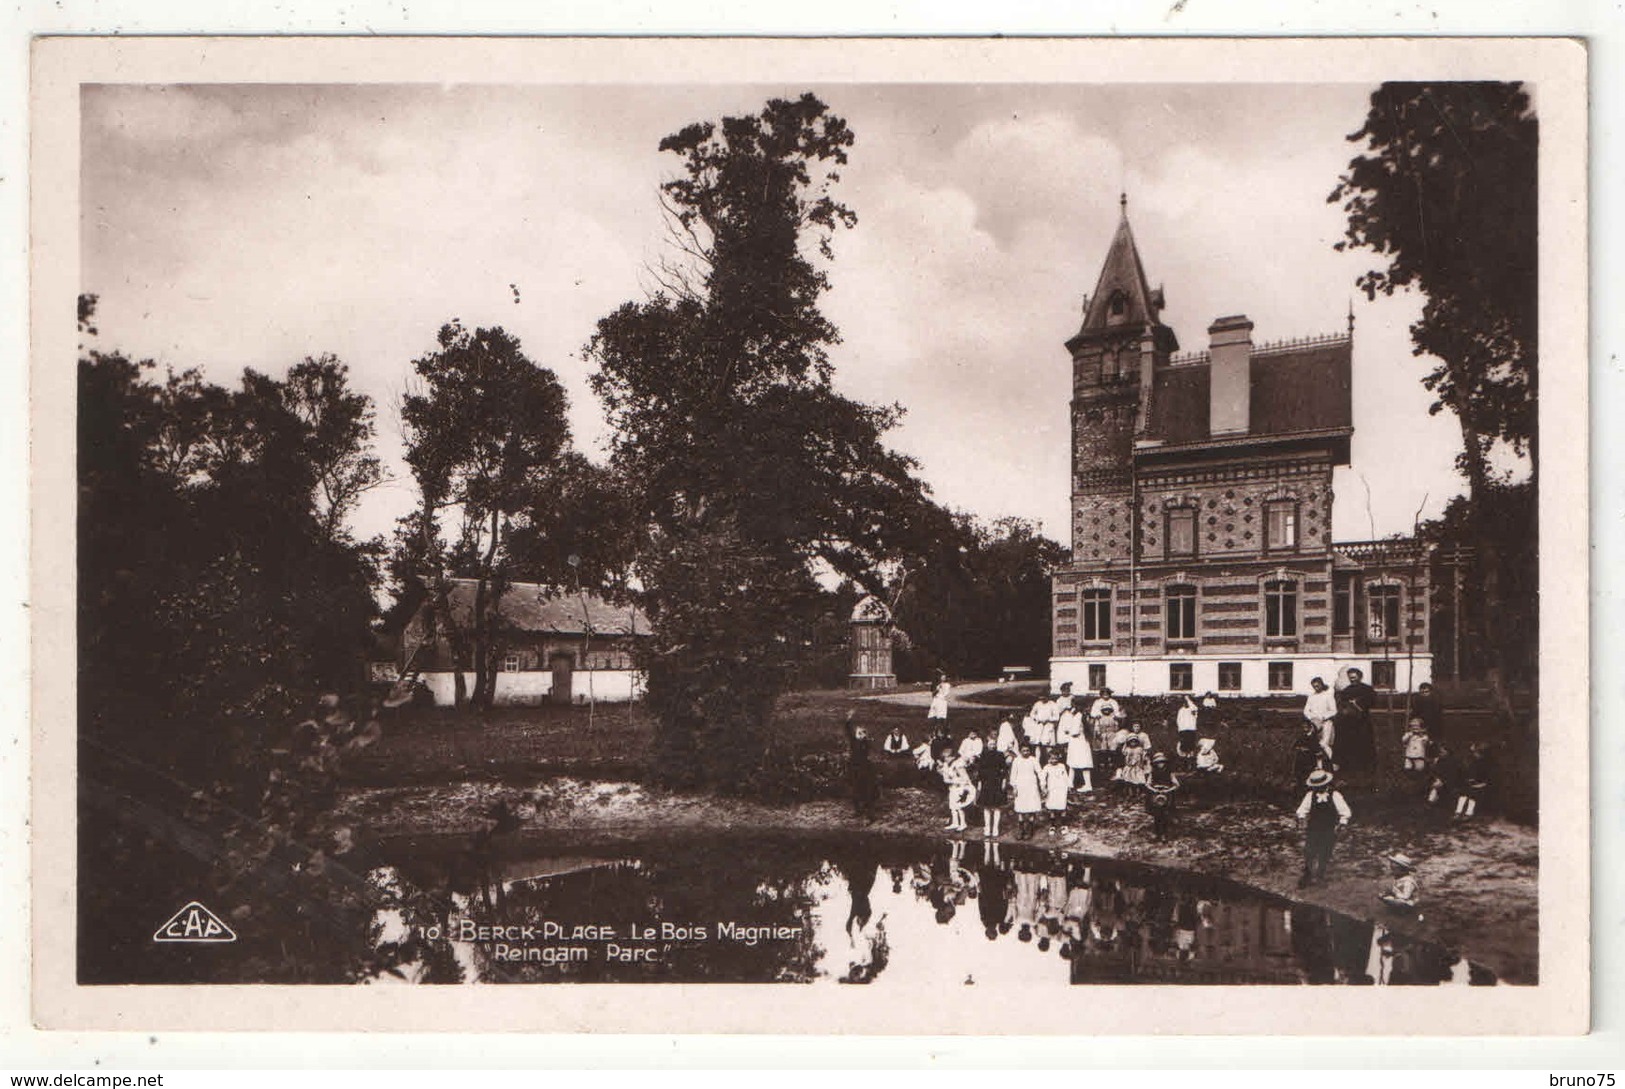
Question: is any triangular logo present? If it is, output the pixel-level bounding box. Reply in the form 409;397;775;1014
152;900;236;943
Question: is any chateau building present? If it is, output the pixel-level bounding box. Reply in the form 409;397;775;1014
1050;201;1433;697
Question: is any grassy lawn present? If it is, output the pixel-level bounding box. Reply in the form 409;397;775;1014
349;685;1536;824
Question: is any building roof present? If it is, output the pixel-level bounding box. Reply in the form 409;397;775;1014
1144;336;1353;451
1075;203;1166;338
851;595;892;624
436;578;649;636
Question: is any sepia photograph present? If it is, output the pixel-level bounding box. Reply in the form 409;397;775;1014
29;36;1588;1033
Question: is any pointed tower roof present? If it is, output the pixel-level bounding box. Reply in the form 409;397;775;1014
1077;197;1164;335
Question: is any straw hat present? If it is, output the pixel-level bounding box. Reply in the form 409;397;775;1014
1150;752;1169;765
1384;853;1416;872
1305;769;1334;788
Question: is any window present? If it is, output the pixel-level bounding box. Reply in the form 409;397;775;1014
1264;579;1298;638
1167;508;1196;557
502;652;522;673
1108;290;1127;322
1371;660;1397;690
1218;662;1243;691
1368;584;1402;642
1165;585;1197;641
1169;662;1193;691
1081;587;1112;642
1088;663;1107;691
1265;500;1298;551
1333;577;1354;635
1268;661;1294;691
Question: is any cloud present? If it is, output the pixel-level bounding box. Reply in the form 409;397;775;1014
81;82;1472;550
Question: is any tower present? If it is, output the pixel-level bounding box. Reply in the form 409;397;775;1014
1064;197;1178;566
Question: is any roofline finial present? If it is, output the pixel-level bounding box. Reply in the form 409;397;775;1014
1347;298;1355;336
1120;191;1128;217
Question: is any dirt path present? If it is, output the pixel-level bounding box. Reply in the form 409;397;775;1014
337;776;1537;984
861;680;1024;711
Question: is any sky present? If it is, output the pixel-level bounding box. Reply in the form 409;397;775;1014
80;81;1474;549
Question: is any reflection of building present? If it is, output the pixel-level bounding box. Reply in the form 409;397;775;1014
849;595;897;690
400;578;649;705
1051;201;1433;697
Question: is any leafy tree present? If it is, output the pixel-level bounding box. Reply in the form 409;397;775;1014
280;354;385;543
400;321;572;710
1420;481;1537;691
1328;83;1538;708
891;513;1066;681
77;297;380;780
587;94;932;790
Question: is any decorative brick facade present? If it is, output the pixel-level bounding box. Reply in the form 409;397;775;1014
1049;202;1433;696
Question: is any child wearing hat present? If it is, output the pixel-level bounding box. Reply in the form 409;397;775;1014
1118;724;1157;786
1146;752;1180;839
1378;854;1421;912
1295;768;1353;887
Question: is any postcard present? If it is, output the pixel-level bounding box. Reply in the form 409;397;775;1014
30;35;1588;1033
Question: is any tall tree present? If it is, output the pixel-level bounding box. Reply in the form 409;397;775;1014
77;298;380;776
400;321;572;710
280;354;385;543
1328;82;1538;708
587;94;932;790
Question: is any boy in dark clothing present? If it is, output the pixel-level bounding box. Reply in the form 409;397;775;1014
1427;743;1463;808
1456;741;1496;820
1146;752;1180;839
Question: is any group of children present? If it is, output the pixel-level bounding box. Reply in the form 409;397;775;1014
880;687;1226;842
875;678;1505;923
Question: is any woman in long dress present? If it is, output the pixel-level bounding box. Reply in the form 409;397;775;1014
926;674;951;723
1059;701;1094;792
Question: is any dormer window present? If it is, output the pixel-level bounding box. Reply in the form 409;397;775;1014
1107;290;1128;325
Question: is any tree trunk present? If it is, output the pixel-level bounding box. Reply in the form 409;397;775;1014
469;507;504;713
1455;414;1514;722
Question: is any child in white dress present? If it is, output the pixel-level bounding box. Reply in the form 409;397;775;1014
1041;749;1072;830
941;755;975;833
1008;744;1044;840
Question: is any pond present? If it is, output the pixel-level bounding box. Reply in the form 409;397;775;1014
362;832;1495;987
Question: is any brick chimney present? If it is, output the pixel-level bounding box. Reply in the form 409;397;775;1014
1207;314;1253;436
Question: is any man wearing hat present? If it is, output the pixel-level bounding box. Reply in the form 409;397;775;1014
1295;768;1352;888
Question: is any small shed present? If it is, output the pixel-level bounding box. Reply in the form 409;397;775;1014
849;595;896;691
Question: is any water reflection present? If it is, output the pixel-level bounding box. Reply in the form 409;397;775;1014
368;834;1495;986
